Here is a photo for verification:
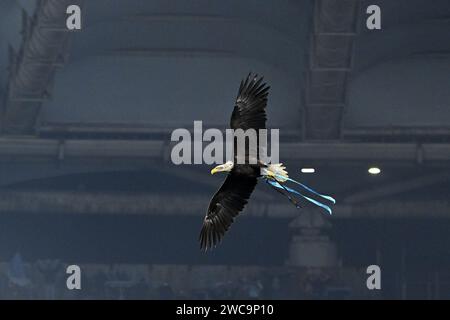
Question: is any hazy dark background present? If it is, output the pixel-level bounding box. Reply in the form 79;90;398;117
0;0;449;299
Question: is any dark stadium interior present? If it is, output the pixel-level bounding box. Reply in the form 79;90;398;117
0;0;449;299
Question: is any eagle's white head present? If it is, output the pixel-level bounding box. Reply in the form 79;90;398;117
210;160;234;175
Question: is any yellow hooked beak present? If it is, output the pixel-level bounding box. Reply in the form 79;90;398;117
211;166;222;175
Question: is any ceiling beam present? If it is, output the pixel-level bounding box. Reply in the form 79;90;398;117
344;126;450;139
2;0;82;134
303;0;360;139
0;138;449;165
344;171;450;204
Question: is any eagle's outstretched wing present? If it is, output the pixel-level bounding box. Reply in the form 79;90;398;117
230;73;270;130
199;172;257;250
199;74;269;250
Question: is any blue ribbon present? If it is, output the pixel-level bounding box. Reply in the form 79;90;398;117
274;174;336;204
266;179;333;215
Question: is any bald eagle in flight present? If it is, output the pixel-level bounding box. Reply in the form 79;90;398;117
199;74;335;251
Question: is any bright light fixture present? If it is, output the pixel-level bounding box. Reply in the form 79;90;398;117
368;167;381;175
301;168;315;173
